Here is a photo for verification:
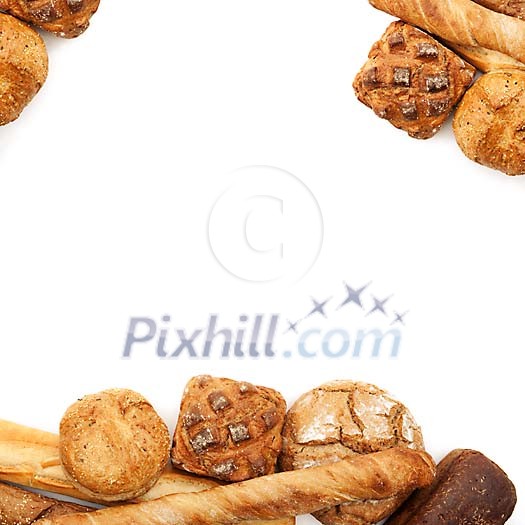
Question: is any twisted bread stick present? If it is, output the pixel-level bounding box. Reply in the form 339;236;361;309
368;0;525;63
37;448;436;525
0;420;293;525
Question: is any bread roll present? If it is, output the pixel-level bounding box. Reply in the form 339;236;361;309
0;13;48;126
172;376;286;482
453;69;525;175
59;389;171;502
353;21;475;139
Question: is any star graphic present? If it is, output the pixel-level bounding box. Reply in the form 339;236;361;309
306;297;331;318
391;310;409;326
284;319;301;334
366;295;392;316
337;281;372;310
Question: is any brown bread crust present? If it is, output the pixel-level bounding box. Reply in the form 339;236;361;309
472;0;525;19
280;381;425;525
368;0;525;64
0;13;48;126
36;448;437;525
59;389;171;502
353;21;475;139
384;449;516;525
0;0;100;37
453;69;525;175
172;376;286;482
0;482;91;525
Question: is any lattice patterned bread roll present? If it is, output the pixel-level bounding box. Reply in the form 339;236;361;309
172;376;286;482
280;381;425;525
353;21;475;139
0;0;100;37
59;389;171;502
453;69;525;175
0;13;48;126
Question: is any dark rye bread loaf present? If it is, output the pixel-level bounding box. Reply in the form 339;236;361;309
385;449;517;525
353;21;475;139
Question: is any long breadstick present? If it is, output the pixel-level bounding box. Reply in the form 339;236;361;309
37;448;436;525
0;420;292;525
445;42;525;72
368;0;525;63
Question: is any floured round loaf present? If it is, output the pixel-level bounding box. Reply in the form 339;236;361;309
280;381;425;525
60;389;171;502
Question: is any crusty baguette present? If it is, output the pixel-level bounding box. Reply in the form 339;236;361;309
368;0;525;64
446;42;525;71
0;481;91;525
0;420;293;525
37;448;436;525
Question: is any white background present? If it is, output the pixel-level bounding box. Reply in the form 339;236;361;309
0;1;523;523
